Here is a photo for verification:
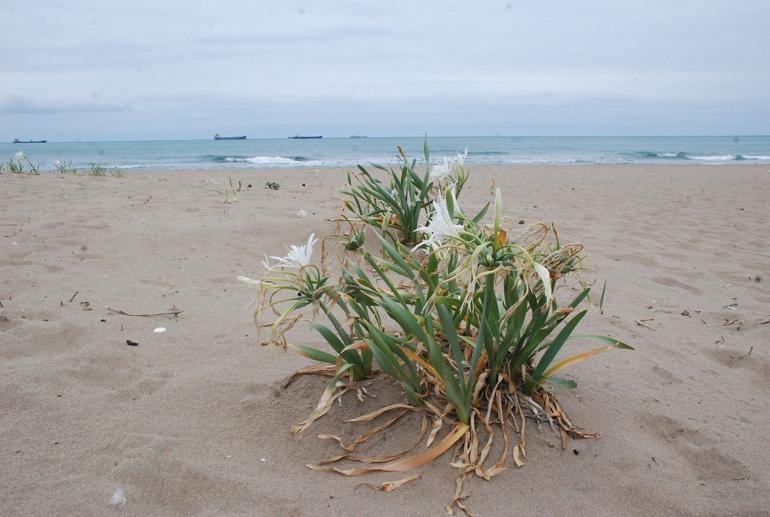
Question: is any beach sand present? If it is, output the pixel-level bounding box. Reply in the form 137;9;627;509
1;165;768;516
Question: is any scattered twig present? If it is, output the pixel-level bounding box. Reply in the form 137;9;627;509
107;306;182;318
68;290;79;303
356;473;422;492
635;319;655;331
141;195;153;206
739;346;754;360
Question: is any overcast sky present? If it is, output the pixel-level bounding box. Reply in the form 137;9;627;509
2;0;769;140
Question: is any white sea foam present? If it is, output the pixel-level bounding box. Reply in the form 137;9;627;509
689;155;735;161
743;155;770;160
245;156;301;164
221;155;306;164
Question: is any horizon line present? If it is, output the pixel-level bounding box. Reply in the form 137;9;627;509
3;134;769;144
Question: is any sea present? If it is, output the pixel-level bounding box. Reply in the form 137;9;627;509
2;136;769;171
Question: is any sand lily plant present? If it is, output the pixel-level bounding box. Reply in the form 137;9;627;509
341;143;474;246
243;144;632;513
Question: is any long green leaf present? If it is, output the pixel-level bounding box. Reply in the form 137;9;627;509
530;310;587;384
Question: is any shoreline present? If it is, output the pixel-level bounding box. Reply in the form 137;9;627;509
1;164;768;515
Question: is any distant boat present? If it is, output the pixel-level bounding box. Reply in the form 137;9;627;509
214;134;247;140
289;135;322;139
13;138;47;143
350;135;367;139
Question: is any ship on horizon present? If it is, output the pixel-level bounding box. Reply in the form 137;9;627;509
289;135;322;139
214;134;247;140
13;138;47;143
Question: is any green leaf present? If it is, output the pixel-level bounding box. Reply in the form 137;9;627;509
375;232;415;280
437;304;465;382
548;376;578;389
569;334;635;350
291;344;338;364
530;310;587;384
312;323;346;354
471;202;489;224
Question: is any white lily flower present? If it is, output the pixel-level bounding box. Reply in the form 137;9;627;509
430;149;468;182
430;160;451;181
416;197;462;249
265;233;317;269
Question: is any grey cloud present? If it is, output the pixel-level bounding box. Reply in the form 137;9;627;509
0;96;129;114
1;0;768;138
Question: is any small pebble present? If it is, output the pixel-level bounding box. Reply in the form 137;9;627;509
518;220;525;225
153;327;166;333
126;340;139;347
681;310;690;317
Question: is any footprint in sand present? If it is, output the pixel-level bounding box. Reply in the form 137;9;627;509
609;254;659;268
651;276;703;295
639;413;750;482
704;348;770;390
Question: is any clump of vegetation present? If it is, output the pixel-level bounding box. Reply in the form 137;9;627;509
7;152;27;173
54;160;78;175
216;176;244;203
265;181;281;190
88;163;124;177
27;160;41;174
342;144;470;245
242;143;631;512
89;163;107;176
4;152;42;174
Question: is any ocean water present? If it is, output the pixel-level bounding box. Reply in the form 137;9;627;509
1;136;769;171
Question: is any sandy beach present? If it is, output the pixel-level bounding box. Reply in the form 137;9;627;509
1;164;769;516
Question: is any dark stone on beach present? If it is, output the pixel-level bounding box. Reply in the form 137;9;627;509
754;275;762;283
302;183;306;187
247;184;252;188
573;449;580;455
100;319;106;322
518;220;525;225
681;310;690;317
126;339;139;347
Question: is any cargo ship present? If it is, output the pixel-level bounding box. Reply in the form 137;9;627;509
13;138;47;143
289;135;322;139
214;134;247;140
